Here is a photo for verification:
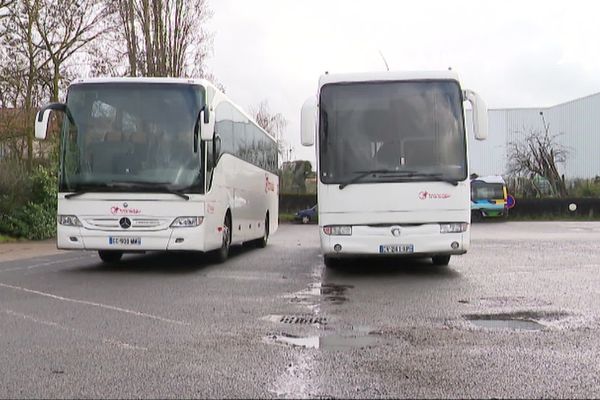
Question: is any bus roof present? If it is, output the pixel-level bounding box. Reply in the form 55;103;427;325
319;70;461;87
70;77;216;88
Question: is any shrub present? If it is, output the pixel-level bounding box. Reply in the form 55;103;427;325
570;178;600;198
0;164;57;240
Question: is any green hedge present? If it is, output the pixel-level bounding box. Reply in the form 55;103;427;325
0;165;57;240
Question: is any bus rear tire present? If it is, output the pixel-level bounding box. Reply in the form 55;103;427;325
432;255;451;266
98;250;123;264
255;215;269;248
213;213;231;263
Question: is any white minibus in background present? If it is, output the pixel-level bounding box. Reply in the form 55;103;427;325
301;71;488;267
35;78;278;263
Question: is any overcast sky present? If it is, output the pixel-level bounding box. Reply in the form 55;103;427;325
205;0;600;164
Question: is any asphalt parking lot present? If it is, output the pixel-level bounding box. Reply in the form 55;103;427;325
1;221;599;398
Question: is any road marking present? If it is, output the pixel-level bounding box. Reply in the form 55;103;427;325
2;309;148;351
0;282;189;326
4;309;61;328
0;255;95;273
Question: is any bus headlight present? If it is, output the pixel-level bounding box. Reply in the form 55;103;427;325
440;223;468;233
171;216;204;228
58;215;82;227
323;225;352;236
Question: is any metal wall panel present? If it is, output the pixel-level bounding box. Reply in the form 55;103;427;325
467;92;600;179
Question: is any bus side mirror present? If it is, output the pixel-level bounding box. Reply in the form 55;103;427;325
301;96;317;146
34;102;69;140
464;90;488;141
35;110;51;140
200;107;214;142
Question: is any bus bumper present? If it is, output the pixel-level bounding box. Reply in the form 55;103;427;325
319;224;469;257
57;224;210;252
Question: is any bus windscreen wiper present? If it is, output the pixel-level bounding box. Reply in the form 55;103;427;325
338;170;459;190
400;172;459;186
64;183;112;199
107;181;190;200
339;169;411;190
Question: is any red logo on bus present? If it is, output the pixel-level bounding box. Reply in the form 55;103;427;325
111;206;142;215
265;175;275;193
418;191;451;200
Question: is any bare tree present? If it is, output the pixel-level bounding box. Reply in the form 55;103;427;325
507;111;568;197
0;0;50;166
0;0;14;18
251;100;287;158
35;0;107;101
1;0;107;167
102;0;213;78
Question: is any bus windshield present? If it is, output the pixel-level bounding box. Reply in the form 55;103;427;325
60;83;205;193
318;80;467;185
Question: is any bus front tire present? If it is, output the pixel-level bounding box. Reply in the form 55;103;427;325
214;213;231;263
324;255;341;269
98;250;123;264
432;255;451;266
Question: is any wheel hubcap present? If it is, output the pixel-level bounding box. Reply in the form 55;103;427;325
222;223;230;248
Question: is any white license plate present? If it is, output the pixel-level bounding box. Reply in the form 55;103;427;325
379;244;414;254
109;236;141;246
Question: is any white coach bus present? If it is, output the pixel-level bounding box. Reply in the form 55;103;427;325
35;78;279;263
301;71;488;267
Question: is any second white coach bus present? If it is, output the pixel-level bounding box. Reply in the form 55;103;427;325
301;71;488;267
35;78;278;263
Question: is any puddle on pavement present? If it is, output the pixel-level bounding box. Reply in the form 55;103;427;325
460;296;552;308
469;318;544;331
285;283;353;305
266;332;379;350
465;313;547;331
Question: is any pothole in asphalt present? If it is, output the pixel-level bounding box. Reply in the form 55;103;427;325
459;296;552;307
265;332;379;350
464;311;569;331
468;318;544;331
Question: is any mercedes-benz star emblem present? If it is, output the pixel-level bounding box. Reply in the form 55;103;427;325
391;226;402;237
119;217;132;229
123;202;129;208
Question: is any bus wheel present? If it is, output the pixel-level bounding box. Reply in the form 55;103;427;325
98;250;123;264
256;215;269;248
324;255;341;269
432;255;451;266
214;213;231;263
471;210;482;222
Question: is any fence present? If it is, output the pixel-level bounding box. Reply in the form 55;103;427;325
280;194;600;219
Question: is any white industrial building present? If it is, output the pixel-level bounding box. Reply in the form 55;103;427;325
467;91;600;179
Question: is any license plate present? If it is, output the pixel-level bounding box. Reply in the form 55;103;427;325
109;236;141;245
379;244;414;254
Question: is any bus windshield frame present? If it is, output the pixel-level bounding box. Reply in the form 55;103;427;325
318;79;467;186
59;82;206;194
